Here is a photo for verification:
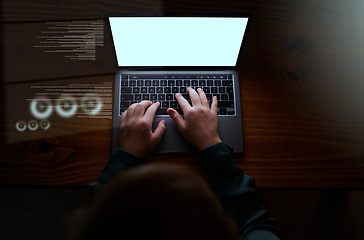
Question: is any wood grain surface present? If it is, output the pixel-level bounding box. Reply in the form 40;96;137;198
1;0;364;187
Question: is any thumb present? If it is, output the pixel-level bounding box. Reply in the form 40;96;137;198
167;108;185;130
151;120;167;142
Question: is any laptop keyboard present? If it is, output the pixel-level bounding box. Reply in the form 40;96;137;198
119;74;236;116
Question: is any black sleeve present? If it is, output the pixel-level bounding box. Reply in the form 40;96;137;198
200;142;283;240
88;148;144;191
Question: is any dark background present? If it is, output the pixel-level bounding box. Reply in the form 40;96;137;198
0;188;363;240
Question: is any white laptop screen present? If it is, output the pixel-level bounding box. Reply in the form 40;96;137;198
109;17;249;67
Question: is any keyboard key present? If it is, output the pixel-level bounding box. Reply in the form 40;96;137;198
227;87;233;94
150;94;157;101
120;101;130;109
228;111;235;115
155;108;167;115
161;101;169;108
158;94;165;101
142;94;149;100
121;80;128;86
166;94;173;101
161;80;167;86
199;80;206;86
206;94;212;101
157;87;163;94
164;87;171;94
133;87;140;94
221;94;228;101
215;80;221;86
172;87;179;93
219;101;234;108
148;87;156;94
145;80;151;86
137;80;144;86
211;87;218;94
219;108;227;115
202;87;210;93
222;80;233;86
219;87;225;93
121;94;133;101
179;87;187;94
207;80;213;86
155;107;183;115
229;93;234;101
168;80;175;86
191;80;198;86
170;101;178;108
184;80;191;86
141;87;148;94
129;80;136;86
134;94;141;101
153;80;159;86
121;87;132;93
176;80;182;86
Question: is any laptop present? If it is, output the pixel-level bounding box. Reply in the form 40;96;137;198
108;16;250;153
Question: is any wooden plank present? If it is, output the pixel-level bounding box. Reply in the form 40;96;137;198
2;0;163;22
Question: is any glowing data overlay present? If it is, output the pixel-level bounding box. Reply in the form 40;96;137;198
109;17;249;67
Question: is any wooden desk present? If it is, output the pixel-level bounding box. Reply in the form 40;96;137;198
1;0;364;187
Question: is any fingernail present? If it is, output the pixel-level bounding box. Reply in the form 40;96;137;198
176;93;181;97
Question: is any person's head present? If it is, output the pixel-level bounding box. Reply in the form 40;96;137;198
66;164;238;240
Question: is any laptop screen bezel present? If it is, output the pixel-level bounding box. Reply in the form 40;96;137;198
106;14;252;71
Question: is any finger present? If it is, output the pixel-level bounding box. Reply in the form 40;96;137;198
167;108;185;130
126;103;137;118
188;87;201;107
134;100;152;117
120;109;127;121
144;102;160;122
175;93;190;113
197;88;209;107
119;111;126;128
211;95;218;113
151;120;167;143
121;109;127;118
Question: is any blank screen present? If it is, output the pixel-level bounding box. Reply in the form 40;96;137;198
109;17;248;67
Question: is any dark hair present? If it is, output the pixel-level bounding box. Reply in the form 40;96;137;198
66;164;237;240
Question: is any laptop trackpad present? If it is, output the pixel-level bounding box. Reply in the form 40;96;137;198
152;117;195;153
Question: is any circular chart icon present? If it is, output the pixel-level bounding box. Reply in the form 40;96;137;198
15;120;27;132
80;93;103;115
28;120;39;131
55;95;78;118
29;97;53;119
39;119;51;130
